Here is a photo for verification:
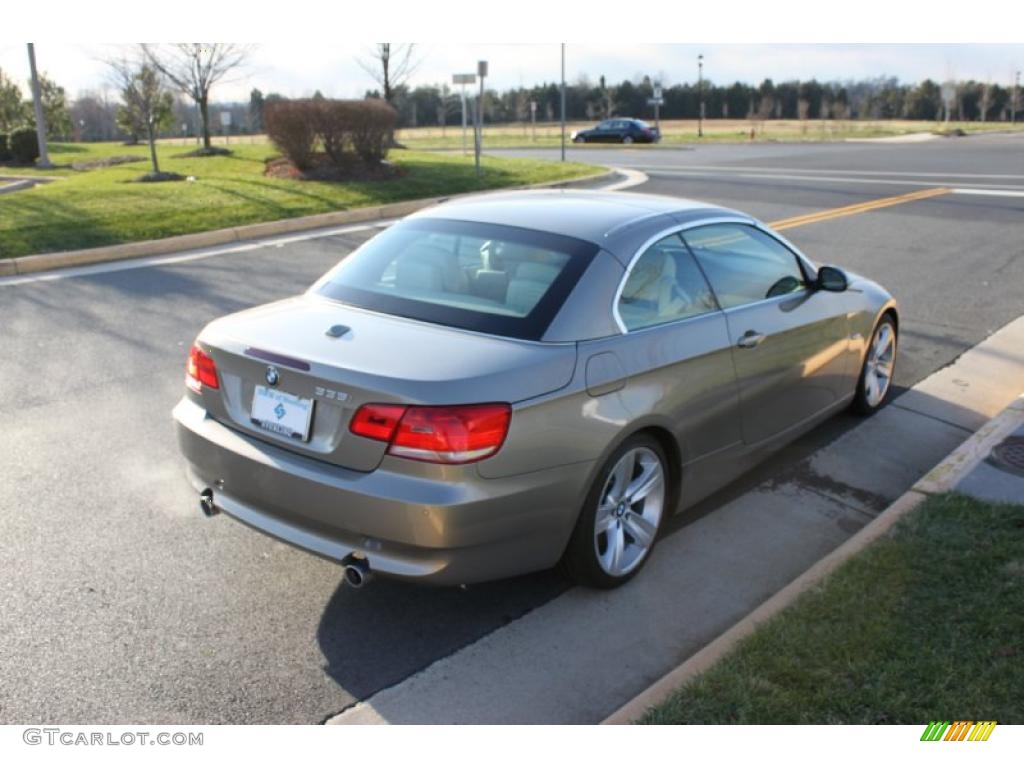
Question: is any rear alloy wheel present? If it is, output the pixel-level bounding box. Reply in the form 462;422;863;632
852;316;897;415
574;135;586;144
622;135;634;145
562;435;668;588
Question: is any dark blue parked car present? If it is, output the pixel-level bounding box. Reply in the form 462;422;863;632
571;118;660;144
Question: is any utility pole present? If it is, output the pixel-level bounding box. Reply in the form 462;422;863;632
560;43;566;162
26;43;52;168
697;53;705;139
1014;70;1021;125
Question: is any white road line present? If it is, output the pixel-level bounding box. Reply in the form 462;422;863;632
601;166;649;191
950;187;1024;198
629;163;1024;180
639;168;1024;192
0;221;397;288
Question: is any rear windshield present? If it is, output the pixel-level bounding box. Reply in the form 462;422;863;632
314;218;598;340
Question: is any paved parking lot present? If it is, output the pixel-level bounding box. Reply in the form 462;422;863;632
1;134;1022;723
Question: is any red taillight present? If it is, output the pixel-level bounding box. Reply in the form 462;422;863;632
349;403;406;442
350;403;511;464
186;344;219;393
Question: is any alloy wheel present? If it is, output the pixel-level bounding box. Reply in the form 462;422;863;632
593;447;665;577
864;322;896;407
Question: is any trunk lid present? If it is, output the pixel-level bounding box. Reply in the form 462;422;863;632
195;295;577;471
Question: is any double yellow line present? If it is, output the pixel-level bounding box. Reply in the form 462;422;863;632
769;187;951;231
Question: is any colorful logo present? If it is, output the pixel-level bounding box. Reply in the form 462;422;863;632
920;721;997;742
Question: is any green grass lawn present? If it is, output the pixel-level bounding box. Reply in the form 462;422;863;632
397;119;1024;150
0;141;599;259
640;493;1024;724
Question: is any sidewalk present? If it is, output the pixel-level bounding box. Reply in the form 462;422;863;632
329;317;1024;725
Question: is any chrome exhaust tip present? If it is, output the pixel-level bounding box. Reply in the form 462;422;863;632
199;488;219;517
342;556;372;589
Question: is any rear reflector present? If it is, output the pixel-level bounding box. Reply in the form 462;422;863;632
350;403;511;464
186;344;219;393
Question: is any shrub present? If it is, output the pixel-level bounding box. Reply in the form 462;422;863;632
349;100;397;166
9;127;39;165
265;98;398;173
0;133;9;162
264;100;318;170
314;100;353;167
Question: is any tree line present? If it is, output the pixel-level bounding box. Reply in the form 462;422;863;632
2;68;1021;146
381;75;1022;127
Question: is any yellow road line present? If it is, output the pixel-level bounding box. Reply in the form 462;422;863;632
769;187;951;231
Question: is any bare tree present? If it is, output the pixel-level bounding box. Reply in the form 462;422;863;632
141;43;251;152
358;44;419;106
108;57;174;174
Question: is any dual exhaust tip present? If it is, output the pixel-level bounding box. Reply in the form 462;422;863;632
199;488;372;588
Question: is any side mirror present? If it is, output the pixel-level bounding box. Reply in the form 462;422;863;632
815;265;849;292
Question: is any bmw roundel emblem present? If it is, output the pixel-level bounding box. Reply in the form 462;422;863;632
265;366;280;386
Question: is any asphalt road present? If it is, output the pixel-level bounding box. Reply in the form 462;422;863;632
1;134;1022;723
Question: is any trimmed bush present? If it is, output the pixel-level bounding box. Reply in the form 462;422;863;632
9;127;40;165
265;98;398;173
349;100;397;165
0;133;10;163
264;100;317;171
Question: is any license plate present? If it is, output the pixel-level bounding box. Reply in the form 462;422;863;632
251;386;314;441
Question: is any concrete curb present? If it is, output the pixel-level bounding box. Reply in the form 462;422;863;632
5;167;620;277
603;392;1024;725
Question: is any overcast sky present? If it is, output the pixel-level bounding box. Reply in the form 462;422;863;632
1;43;1021;103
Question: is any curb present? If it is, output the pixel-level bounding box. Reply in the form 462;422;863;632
602;392;1024;725
4;166;621;278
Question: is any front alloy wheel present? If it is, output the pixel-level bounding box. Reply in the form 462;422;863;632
562;436;668;588
853;316;897;414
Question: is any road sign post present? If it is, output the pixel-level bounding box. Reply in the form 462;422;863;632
453;73;476;156
530;100;537;141
475;61;488;177
651;84;663;134
221;111;232;145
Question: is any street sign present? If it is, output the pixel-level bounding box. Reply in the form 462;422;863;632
477;60;488;78
653;85;663;100
220;111;232;126
453;73;476;85
647;98;664;106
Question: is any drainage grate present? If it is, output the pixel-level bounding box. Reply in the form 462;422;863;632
987;436;1024;477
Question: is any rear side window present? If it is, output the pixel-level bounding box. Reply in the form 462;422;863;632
617;234;718;331
315;218;598;341
682;224;808;309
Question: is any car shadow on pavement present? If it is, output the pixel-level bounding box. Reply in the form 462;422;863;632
316;567;569;701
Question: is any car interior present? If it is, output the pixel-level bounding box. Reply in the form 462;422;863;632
377;233;570;318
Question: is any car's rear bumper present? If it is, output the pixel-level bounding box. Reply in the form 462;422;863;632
173;397;592;585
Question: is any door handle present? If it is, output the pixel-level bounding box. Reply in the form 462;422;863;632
737;330;766;349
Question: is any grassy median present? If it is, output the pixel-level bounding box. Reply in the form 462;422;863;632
396;118;1024;150
639;493;1024;724
0;141;599;259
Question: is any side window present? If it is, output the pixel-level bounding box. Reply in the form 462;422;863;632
682;224;807;309
617;234;718;331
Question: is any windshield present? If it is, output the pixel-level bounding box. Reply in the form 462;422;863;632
314;218;599;340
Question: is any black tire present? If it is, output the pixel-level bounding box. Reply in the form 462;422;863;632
851;315;898;416
622;135;634;145
561;434;669;589
573;135;586;144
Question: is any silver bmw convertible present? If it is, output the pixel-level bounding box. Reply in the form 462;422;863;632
173;189;898;589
